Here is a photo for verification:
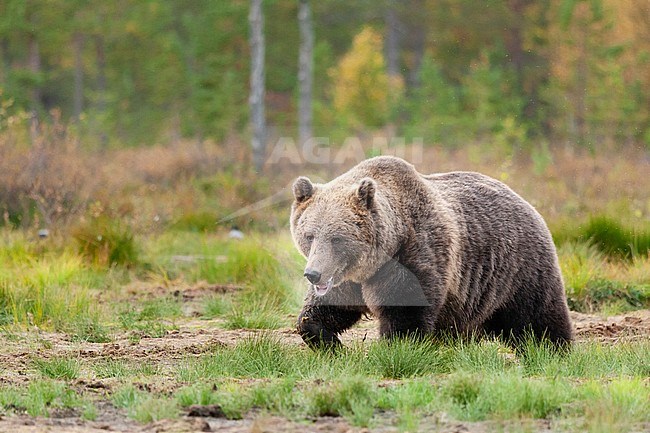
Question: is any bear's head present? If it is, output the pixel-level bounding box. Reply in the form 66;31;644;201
290;176;383;296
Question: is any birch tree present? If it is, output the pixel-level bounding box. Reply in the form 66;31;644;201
249;0;266;171
298;0;313;148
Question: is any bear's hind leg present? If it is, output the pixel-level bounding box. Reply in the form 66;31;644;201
483;291;573;350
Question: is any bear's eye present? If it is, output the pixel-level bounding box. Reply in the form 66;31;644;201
305;234;314;243
331;236;344;245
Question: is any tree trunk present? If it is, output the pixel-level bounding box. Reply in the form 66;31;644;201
575;25;588;145
403;0;425;91
249;0;266;172
28;32;41;140
0;37;9;83
406;26;425;90
94;34;108;149
504;0;544;123
73;33;84;122
504;0;526;79
385;0;401;79
298;0;313;148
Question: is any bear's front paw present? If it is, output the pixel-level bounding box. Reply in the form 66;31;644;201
297;314;342;350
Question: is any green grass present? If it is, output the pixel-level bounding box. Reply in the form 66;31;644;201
0;253;98;329
177;336;301;380
129;396;178;423
171;334;650;428
111;385;142;409
170;211;219;232
72;216;139;267
1;226;649;429
365;336;448;378
223;302;288;330
137;297;183;320
202;294;232;318
581;216;650;259
445;373;572;421
149;234;301;302
92;359;131;379
306;376;377;426
33;357;81;380
176;384;221;407
92;358;162;379
68;315;112;343
0;380;93;418
193;238;300;305
145;233;303;329
117;297;182;339
168;367;650;428
176;335;650;382
0;232;109;331
0;322;647;429
112;386;178;423
558;242;650;313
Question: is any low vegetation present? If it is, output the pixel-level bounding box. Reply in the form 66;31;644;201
2;336;648;431
0;143;648;431
0;222;648;432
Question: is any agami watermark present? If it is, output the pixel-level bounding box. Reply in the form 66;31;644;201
267;136;424;165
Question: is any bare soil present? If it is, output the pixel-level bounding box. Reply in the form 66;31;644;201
1;293;649;433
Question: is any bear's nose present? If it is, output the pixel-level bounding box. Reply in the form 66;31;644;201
304;268;321;284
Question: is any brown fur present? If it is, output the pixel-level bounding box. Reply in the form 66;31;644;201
291;156;573;349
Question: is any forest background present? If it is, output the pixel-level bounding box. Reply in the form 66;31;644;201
2;0;649;153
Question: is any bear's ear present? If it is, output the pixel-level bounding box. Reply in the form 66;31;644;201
293;176;314;203
357;177;376;209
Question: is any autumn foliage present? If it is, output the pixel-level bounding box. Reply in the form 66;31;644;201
330;27;403;129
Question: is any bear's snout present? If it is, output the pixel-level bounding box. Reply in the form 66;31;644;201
304;268;322;284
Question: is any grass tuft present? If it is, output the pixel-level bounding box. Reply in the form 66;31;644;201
0;381;92;417
306;377;376;427
130;396;179;423
558;242;650;312
176;384;220;407
73;217;139;267
117;297;181;339
444;373;481;409
224;302;286;330
202;295;232;318
581;216;650;260
192;238;302;311
69;316;111;343
171;212;219;232
112;385;178;422
366;336;445;378
33;357;80;380
93;359;130;379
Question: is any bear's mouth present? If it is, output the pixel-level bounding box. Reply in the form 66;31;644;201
313;277;334;297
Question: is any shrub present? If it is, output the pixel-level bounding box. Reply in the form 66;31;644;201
0;114;97;227
330;26;401;129
73;217;139;267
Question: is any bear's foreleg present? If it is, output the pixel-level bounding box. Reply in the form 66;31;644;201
364;259;434;340
297;281;367;349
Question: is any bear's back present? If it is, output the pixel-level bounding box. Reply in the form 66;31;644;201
425;171;541;226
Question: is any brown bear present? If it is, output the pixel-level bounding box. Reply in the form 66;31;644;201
291;156;573;349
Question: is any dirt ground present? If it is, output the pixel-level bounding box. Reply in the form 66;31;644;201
1;300;649;433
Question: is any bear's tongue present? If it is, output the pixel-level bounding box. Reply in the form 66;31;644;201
314;277;334;297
